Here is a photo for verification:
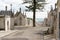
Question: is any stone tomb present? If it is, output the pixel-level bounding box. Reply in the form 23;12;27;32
0;15;14;31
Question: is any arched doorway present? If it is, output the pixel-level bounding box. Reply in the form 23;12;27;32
20;17;22;25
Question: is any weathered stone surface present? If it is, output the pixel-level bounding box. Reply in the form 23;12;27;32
1;38;28;40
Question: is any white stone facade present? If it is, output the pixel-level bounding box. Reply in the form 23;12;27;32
0;15;14;31
5;15;11;31
5;15;14;31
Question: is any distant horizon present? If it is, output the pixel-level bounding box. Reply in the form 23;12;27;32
36;18;44;22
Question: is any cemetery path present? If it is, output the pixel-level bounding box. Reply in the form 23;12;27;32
0;27;55;40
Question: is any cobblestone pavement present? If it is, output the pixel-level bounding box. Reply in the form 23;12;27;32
1;27;56;40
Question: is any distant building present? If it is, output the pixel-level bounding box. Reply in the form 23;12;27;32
14;8;33;27
14;10;26;26
25;18;33;27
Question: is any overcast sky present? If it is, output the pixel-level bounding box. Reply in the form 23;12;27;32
0;0;57;18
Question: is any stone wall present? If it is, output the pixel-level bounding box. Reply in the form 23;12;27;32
56;8;60;40
0;16;5;30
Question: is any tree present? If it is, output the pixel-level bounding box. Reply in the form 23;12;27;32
23;0;47;27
